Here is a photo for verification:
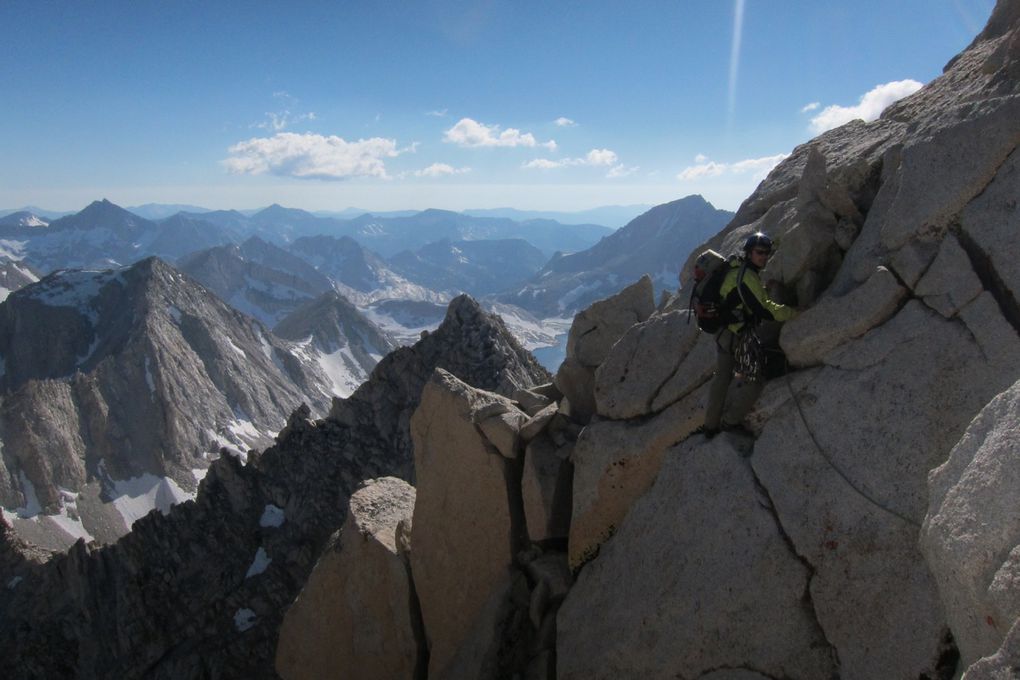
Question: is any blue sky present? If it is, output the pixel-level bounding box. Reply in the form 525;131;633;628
1;0;995;213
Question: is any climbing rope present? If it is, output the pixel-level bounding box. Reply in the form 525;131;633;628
782;371;922;529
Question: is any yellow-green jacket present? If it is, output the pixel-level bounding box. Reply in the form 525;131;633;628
719;258;796;333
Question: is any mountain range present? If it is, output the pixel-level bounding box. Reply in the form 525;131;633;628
0;257;345;551
498;195;733;316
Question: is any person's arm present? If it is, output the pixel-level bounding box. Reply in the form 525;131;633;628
737;271;796;322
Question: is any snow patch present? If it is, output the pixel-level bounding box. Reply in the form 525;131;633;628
224;335;246;359
228;407;261;443
48;488;94;542
1;475;96;543
7;576;23;590
256;327;274;360
558;280;606;311
0;240;26;261
169;305;183;323
260;504;285;528
316;345;363;398
144;355;156;396
362;305;443;346
203;428;249;463
13;263;38;282
26;269;124;324
245;547;272;578
192;467;209;483
234;608;257;632
0;286;10;302
107;472;192;529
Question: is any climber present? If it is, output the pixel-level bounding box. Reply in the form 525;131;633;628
698;231;797;438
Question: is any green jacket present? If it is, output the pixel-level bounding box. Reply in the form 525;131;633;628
719;258;796;333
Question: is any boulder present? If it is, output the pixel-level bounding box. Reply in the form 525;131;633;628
553;357;597;424
780;266;907;367
568;384;707;570
275;477;419;680
964;619;1020;680
529;382;563;402
409;369;521;680
521;434;572;543
648;330;717;413
920;377;1020;668
753;300;1020;679
914;233;984;317
477;408;528;460
513;388;552;416
592;310;704;420
557;437;836;680
565;275;655;369
520;402;559;442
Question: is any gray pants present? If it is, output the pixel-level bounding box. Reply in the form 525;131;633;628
704;323;781;430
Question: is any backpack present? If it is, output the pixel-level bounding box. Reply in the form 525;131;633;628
688;249;739;333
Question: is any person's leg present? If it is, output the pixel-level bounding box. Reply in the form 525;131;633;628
722;323;778;427
720;378;764;428
704;330;734;431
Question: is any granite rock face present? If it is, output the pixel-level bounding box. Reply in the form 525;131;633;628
555;276;655;424
557;4;1020;678
275;477;420;680
921;377;1020;668
410;369;523;680
558;437;836;680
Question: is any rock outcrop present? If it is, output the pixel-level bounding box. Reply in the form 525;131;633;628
553;3;1020;677
555;275;655;424
921;377;1020;670
410;369;527;679
559;436;836;679
275;477;420;680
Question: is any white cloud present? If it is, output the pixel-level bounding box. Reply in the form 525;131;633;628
555;117;577;127
809;79;923;134
694;153;709;163
223;133;401;180
444;117;556;149
414;163;471;178
426;108;449;117
523;158;564;170
800;102;820;113
524;148;619;170
252;110;316;132
729;154;789;174
677;161;726;180
584;148;618;166
523;148;632;178
607;164;638;179
677;153;788;182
